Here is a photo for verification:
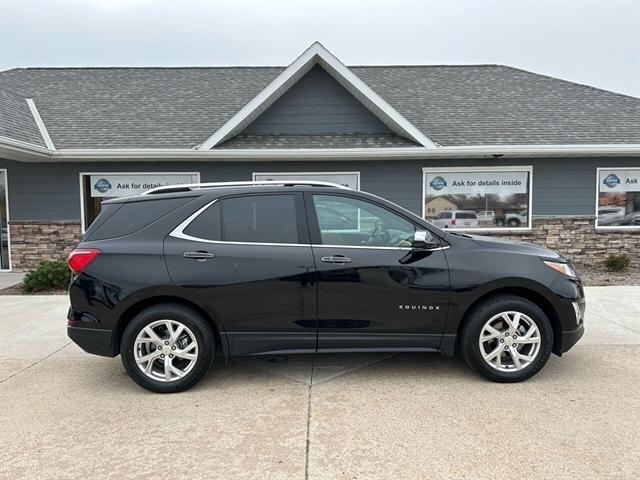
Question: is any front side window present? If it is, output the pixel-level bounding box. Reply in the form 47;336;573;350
424;167;532;230
222;195;299;243
313;195;418;247
596;168;640;229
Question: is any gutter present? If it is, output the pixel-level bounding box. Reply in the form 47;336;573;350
1;139;640;162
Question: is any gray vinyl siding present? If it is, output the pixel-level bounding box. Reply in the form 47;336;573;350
1;157;639;222
243;65;392;135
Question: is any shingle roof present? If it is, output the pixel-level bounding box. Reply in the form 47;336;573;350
0;65;638;149
0;87;46;147
218;133;417;149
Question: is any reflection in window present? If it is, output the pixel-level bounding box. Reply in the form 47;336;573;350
313;195;418;247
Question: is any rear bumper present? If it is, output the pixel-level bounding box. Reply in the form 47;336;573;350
67;326;116;357
559;324;585;354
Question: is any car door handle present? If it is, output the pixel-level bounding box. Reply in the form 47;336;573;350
321;255;352;264
183;251;215;261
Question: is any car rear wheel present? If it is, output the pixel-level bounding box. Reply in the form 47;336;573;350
507;219;521;227
121;304;215;393
460;295;553;382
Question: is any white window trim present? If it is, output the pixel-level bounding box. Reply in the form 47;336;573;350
252;171;360;190
595;166;640;230
0;168;12;272
422;165;534;232
79;171;200;233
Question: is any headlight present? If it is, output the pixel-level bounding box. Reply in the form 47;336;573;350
543;260;576;278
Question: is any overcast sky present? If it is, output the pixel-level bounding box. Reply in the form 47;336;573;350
0;0;638;97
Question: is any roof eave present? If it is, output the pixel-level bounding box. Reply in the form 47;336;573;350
2;140;640;162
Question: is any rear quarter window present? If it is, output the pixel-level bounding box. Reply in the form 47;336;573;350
182;202;222;241
86;197;193;241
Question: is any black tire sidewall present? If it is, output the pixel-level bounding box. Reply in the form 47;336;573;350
462;296;553;383
121;304;215;393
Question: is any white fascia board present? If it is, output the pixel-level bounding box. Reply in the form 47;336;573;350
3;140;640;162
26;98;55;150
0;135;51;157
196;42;437;149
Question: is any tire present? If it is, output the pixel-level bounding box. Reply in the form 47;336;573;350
508;219;521;227
121;303;215;393
460;295;553;383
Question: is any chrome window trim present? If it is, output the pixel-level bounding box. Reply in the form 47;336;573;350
170;199;450;252
311;244;450;252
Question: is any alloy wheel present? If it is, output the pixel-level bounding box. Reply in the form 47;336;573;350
134;319;199;382
478;311;541;372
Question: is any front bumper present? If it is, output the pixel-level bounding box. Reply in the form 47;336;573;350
67;326;116;357
559;324;585;354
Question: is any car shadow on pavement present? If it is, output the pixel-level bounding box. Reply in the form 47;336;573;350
70;348;593;395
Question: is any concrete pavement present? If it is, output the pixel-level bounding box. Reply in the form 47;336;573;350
0;287;638;479
0;272;25;289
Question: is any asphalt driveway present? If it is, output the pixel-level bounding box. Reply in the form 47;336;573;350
0;287;638;479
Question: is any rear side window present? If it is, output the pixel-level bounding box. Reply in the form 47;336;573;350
222;195;298;244
183;202;221;240
87;197;192;241
456;212;477;219
437;212;452;219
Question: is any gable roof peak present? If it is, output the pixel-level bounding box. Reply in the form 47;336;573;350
197;42;438;149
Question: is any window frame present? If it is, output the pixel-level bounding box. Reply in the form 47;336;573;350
79;171;200;232
422;165;534;232
170;193;310;246
252;171;360;190
305;191;434;251
595;167;640;231
0;168;12;272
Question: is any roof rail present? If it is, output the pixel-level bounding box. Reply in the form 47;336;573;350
141;180;349;195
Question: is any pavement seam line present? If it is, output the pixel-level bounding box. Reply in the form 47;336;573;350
0;341;72;384
587;311;640;335
304;353;315;480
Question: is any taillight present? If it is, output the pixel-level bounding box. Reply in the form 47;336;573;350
451;218;456;226
68;249;101;274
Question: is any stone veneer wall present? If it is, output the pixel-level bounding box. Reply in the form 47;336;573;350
489;216;639;268
6;217;639;271
9;221;82;271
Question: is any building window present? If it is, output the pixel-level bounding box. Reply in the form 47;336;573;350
252;171;360;190
80;172;200;231
0;169;10;271
596;168;640;229
423;166;533;230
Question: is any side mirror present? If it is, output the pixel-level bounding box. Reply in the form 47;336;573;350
413;230;440;250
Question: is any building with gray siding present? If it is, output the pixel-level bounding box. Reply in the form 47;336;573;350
0;42;638;271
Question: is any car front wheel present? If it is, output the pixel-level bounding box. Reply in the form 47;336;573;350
460;295;553;382
121;303;215;393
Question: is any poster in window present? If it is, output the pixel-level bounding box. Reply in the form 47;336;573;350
424;169;531;229
597;169;640;228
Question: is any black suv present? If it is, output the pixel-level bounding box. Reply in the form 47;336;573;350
67;181;585;393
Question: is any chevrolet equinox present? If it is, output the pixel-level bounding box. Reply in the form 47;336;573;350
67;181;585;393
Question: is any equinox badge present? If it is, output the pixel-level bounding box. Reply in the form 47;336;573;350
398;304;440;311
